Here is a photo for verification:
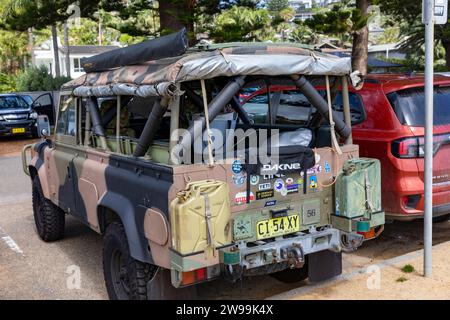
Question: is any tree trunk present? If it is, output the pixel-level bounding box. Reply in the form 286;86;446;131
159;0;195;42
352;0;370;76
63;22;71;78
28;28;35;67
51;25;61;77
443;39;450;70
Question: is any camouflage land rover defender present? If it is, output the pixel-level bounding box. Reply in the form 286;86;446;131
22;30;385;300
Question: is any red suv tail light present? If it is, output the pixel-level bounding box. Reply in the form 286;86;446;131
391;137;424;158
392;134;449;158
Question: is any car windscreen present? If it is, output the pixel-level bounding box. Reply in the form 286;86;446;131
387;86;450;126
0;96;29;109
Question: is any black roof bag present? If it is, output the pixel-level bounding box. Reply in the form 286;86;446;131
81;28;188;73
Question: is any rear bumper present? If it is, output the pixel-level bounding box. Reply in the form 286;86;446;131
387;203;450;221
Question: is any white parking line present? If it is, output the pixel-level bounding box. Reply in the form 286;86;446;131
0;227;24;256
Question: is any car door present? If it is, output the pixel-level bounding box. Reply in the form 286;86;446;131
32;93;55;125
52;95;77;213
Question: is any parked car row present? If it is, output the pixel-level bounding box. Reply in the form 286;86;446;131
240;74;450;222
0;93;55;138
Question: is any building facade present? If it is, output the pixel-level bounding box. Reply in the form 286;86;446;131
34;39;119;79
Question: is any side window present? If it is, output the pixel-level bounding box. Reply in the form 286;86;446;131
56;96;76;137
332;92;366;125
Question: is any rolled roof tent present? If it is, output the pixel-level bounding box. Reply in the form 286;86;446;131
63;31;354;97
80;28;189;73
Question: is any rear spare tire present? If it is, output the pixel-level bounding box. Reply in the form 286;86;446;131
32;176;65;241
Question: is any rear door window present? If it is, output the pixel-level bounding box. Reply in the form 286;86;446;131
387;86;450;126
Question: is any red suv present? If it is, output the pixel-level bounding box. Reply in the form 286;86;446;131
240;74;450;221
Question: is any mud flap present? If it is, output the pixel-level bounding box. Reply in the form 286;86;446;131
308;250;342;283
147;268;198;300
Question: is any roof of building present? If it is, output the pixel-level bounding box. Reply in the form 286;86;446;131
368;43;402;52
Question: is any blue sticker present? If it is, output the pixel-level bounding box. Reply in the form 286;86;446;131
233;174;246;186
275;179;285;192
325;161;331;173
309;176;318;189
232;160;243;174
265;200;277;207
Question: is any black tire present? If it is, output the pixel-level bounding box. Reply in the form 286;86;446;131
32;176;65;242
103;222;158;300
433;213;450;223
270;261;309;284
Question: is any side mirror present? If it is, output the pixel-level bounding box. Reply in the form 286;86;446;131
37;115;51;138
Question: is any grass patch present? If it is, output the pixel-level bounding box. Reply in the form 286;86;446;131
401;264;415;273
396;276;408;283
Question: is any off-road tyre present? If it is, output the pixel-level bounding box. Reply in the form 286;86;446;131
32;176;65;241
270;260;309;283
103;222;158;300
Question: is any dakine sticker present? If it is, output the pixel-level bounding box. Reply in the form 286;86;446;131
325;161;331;173
234;191;255;205
265;200;277;207
258;182;272;191
232;160;243;174
250;175;260;185
256;189;275;200
233;174;246;186
309;176;318;189
263;173;285;180
274;179;285;192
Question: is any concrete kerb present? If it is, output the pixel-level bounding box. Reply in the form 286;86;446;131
266;240;450;300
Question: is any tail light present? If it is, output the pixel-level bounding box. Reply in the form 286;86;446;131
180;268;207;286
391;137;424;158
392;134;449;158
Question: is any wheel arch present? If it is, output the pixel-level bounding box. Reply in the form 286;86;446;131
97;192;152;264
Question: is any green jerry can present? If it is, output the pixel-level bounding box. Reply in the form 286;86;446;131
334;158;384;233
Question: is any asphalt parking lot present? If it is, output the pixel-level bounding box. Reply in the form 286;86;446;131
1;137;450;300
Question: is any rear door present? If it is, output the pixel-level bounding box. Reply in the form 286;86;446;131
387;86;450;189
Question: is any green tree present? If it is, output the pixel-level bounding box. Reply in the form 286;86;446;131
210;6;271;42
267;0;289;13
305;1;371;75
375;0;450;70
3;0;100;77
16;65;71;91
0;29;29;74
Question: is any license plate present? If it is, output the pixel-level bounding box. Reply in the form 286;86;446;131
12;128;25;134
256;215;300;240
